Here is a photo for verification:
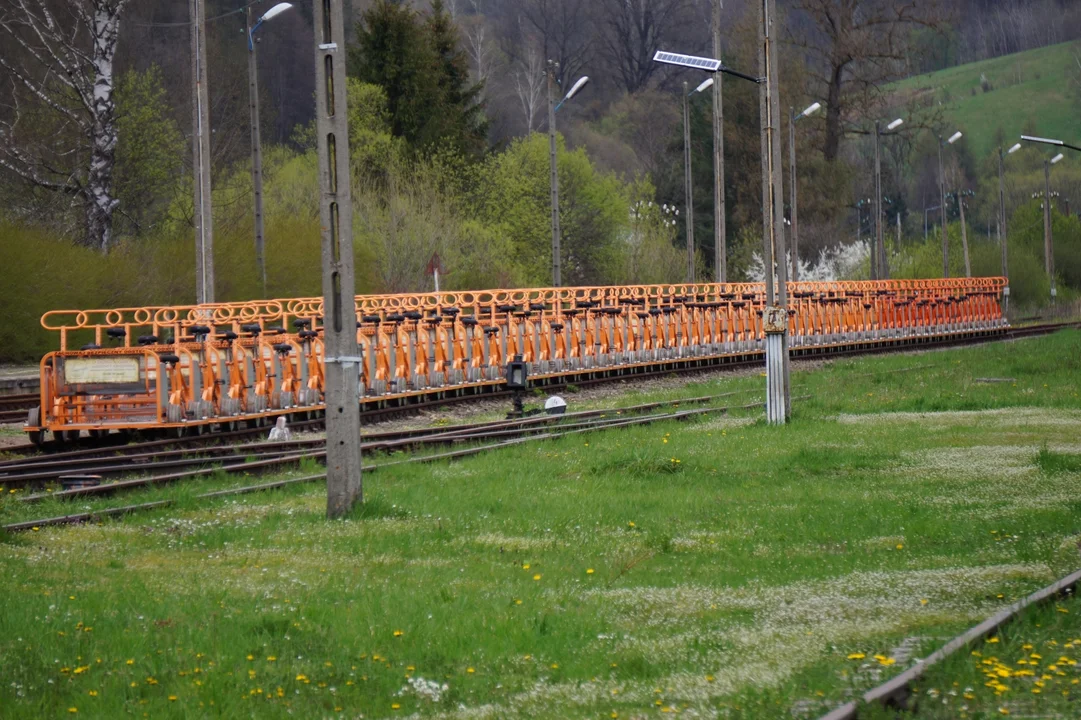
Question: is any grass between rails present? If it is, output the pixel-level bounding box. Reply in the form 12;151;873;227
1;333;1081;718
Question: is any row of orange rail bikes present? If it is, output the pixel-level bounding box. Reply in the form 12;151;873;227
26;278;1007;442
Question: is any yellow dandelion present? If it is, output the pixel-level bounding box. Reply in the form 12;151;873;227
393;630;403;637
706;675;715;682
67;708;77;714
627;521;635;528
168;696;177;702
988;637;1000;644
586;568;594;575
246;654;254;661
998;707;1009;715
88;691;97;697
920;599;929;606
267;656;276;662
466;667;475;674
551;663;559;669
847;653;866;660
391;703;401;710
896;543;904;550
533;574;541;581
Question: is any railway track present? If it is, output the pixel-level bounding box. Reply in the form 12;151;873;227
0;392;748;490
0;392;37;423
1;397;765;532
819;569;1081;719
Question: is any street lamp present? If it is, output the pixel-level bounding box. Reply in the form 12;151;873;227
654;49;761;284
1020;135;1079;300
872;117;903;280
788;101;820;281
681;78;714;283
546;62;590;287
998;142;1021;306
247;1;294;297
937;130;963;278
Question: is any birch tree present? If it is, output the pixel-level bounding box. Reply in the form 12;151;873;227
0;0;130;251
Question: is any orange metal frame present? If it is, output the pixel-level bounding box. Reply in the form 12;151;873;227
26;278;1007;440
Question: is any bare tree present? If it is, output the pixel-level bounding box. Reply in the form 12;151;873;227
0;0;131;250
513;0;591;87
594;0;693;94
512;33;545;133
787;0;946;162
462;14;496;92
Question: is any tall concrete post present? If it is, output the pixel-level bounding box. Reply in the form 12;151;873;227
547;60;561;287
712;0;726;283
247;7;267;297
190;0;214;303
938;140;949;278
789;107;799;281
682;81;695;283
873;121;886;280
758;0;789;423
1044;159;1055;299
959;189;971;277
315;0;363;519
998;148;1008;281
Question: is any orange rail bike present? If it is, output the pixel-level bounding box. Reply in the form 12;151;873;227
23;278;1008;444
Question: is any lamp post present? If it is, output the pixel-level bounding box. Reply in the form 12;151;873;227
788;101;820;281
998;142;1021;307
1021;135;1081;301
1045;153;1064;299
682;77;714;282
247;2;293;298
873;117;903;280
546;65;589;287
937;130;963;278
190;0;213;304
653;50;760;284
711;0;725;283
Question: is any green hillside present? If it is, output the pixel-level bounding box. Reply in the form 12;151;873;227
892;41;1081;160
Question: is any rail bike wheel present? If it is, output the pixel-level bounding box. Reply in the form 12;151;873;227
26;407;43;446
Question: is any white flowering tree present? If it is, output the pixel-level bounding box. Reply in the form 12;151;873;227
0;0;131;251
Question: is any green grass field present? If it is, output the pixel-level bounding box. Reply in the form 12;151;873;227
3;333;1081;718
892;41;1081;160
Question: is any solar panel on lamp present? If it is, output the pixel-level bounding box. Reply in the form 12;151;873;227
652;50;722;72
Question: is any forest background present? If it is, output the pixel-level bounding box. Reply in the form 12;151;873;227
2;0;1081;361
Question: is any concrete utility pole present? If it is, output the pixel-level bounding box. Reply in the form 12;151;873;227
547;60;561;287
873;121;883;279
712;0;725;282
937;141;948;279
789;108;798;281
758;0;789;423
787;101;820;282
1044;158;1055;299
998;147;1008;287
246;7;266;297
958;190;971;277
682;80;695;283
315;0;363;519
937;131;962;278
190;0;214;304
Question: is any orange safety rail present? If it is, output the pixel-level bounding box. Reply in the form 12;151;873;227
27;278;1007;441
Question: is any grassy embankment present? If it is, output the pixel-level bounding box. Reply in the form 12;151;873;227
2;332;1081;718
891;40;1081;160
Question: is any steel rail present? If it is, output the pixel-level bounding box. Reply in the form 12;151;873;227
818;568;1081;720
14;404;734;503
3;405;735;532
